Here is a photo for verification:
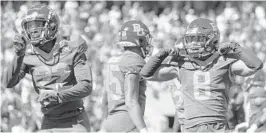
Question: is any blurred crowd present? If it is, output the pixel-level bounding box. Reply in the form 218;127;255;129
1;1;266;132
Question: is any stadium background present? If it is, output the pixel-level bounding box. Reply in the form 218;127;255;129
1;1;266;132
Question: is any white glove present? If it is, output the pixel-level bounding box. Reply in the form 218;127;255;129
246;124;258;133
234;122;249;132
140;128;148;133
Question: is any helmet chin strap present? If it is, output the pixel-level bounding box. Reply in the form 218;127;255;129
140;47;146;58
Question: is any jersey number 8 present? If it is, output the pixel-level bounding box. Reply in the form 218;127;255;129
193;71;211;100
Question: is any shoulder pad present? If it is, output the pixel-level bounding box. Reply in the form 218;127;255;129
58;35;88;55
119;53;146;74
69;33;86;48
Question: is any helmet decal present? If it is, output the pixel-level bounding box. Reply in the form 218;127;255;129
132;24;145;36
118;20;153;58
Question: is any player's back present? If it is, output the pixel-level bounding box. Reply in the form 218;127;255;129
177;56;237;128
103;51;146;132
105;51;146;115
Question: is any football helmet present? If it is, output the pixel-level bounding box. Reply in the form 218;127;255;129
183;18;220;59
21;4;59;47
118;20;153;58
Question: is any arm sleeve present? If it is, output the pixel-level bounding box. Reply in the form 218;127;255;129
140;49;173;78
57;43;93;103
125;73;147;130
3;55;28;88
228;44;263;70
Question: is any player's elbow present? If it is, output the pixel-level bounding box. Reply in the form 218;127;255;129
242;68;261;77
140;71;152;80
81;80;92;96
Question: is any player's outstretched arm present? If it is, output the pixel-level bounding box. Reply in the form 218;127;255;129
146;64;179;81
125;73;148;132
218;42;263;76
3;56;28;88
57;51;93;103
3;33;28;88
140;49;179;81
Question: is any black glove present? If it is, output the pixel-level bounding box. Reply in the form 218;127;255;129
38;89;60;107
13;33;27;56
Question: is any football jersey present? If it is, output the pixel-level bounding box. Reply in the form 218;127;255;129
4;35;91;118
105;51;146;115
170;55;237;128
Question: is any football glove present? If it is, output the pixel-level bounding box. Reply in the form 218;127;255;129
246;124;258;133
38;89;60;107
140;128;149;133
217;41;240;55
234;122;249;132
218;41;263;70
13;33;27;56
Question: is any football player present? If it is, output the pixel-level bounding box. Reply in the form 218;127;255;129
235;69;266;133
101;20;152;133
140;18;263;132
3;5;92;132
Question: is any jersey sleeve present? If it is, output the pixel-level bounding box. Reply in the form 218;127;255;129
226;57;238;83
57;36;92;103
3;55;29;88
119;54;146;75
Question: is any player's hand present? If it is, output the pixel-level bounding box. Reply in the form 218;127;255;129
234;122;249;132
38;89;59;107
13;33;27;56
217;41;240;55
140;128;149;133
246;124;258;133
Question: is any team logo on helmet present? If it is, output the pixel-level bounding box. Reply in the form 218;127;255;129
118;20;153;57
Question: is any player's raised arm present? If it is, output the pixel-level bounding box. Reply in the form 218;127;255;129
125;72;147;132
218;42;263;77
57;42;93;103
140;49;179;81
3;33;29;88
